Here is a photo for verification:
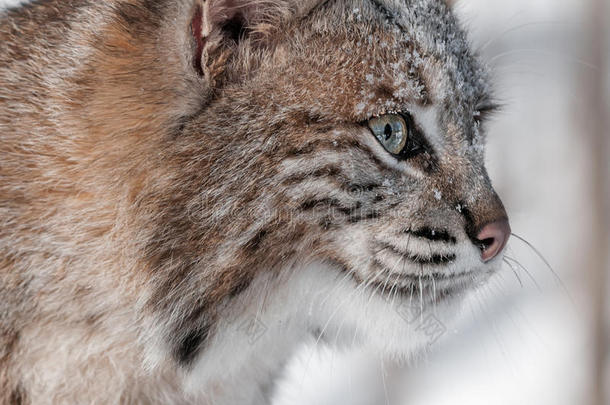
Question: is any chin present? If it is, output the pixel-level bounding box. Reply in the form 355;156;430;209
292;257;502;362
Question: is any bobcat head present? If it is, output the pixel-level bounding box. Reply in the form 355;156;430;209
139;0;509;369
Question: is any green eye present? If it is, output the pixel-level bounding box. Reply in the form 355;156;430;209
367;114;409;155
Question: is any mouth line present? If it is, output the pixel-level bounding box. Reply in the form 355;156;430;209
378;268;476;285
407;253;457;265
376;243;457;266
368;269;479;303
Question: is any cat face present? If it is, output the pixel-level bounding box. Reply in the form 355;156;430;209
150;0;509;365
267;1;509;304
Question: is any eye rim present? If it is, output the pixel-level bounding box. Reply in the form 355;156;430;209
366;112;427;160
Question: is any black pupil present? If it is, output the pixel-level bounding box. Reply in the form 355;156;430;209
384;124;393;140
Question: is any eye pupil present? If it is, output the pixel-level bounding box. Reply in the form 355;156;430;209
384;124;393;140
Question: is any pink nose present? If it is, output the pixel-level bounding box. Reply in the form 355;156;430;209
476;219;511;262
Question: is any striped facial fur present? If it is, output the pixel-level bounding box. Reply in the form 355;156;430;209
0;0;509;403
158;0;509;360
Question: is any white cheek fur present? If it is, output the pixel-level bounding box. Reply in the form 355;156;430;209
410;105;445;153
182;254;503;404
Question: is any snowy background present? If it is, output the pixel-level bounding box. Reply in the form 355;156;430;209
1;0;608;404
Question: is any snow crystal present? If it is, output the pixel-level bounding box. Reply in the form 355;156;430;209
433;189;442;201
381;178;400;196
355;102;367;114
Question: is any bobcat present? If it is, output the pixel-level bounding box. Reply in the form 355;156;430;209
0;0;510;403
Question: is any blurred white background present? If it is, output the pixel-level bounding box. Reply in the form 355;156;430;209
1;0;607;404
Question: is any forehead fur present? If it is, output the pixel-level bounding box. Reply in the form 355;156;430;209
226;0;492;140
315;0;492;113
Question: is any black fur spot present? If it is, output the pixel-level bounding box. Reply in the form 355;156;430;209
299;198;357;216
246;228;268;252
228;274;254;297
175;323;211;366
10;385;26;405
408;227;457;244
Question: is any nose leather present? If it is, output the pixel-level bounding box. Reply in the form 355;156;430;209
476;219;511;262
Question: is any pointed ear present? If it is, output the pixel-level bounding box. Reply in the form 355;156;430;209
189;0;288;85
